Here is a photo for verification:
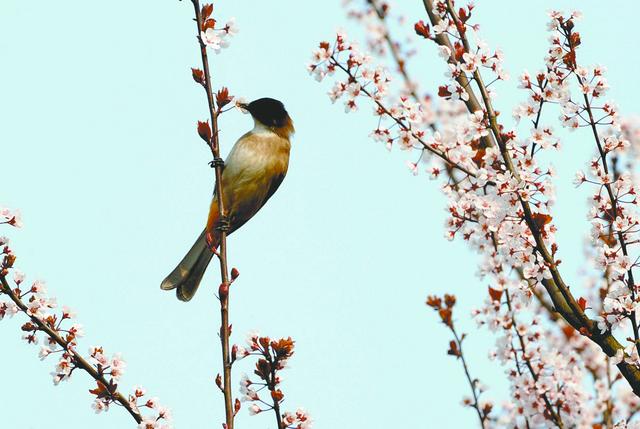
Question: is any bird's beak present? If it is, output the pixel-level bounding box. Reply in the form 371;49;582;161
237;102;249;111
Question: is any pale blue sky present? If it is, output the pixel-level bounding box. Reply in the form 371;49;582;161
1;1;639;428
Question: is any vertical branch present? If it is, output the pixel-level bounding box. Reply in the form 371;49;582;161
190;1;234;427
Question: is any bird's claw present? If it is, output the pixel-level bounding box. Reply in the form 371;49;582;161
216;216;230;233
209;157;224;169
205;231;220;255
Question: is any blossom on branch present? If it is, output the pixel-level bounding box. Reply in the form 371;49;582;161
238;332;313;428
311;1;640;426
198;3;237;54
0;216;171;427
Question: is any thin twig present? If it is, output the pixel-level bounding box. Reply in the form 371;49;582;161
449;325;487;428
189;1;234;427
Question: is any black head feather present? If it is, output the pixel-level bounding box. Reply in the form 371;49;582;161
245;98;290;128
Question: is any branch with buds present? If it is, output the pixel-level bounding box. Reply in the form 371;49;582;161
187;1;239;428
237;333;312;429
424;0;640;393
312;0;640;426
0;215;171;428
427;294;492;427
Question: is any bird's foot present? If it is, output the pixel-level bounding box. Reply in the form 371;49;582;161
216;215;230;233
205;231;220;255
209;157;224;169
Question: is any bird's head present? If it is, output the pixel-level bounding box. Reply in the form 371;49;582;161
238;97;295;139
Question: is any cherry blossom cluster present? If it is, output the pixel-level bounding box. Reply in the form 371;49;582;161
551;325;640;425
314;0;640;425
538;12;640;354
127;387;173;429
237;332;312;428
88;350;173;429
473;277;640;427
0;217;170;427
426;5;640;425
419;2;509;91
343;0;473;178
308;30;560;290
417;9;560;285
472;281;597;427
454;7;640;427
308;32;489;180
198;3;238;53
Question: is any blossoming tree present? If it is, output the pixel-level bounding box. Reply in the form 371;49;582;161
4;0;640;428
308;0;640;427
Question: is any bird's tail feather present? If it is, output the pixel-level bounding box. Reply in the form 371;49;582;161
160;229;216;302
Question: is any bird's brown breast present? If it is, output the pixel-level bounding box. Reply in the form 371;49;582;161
206;131;291;236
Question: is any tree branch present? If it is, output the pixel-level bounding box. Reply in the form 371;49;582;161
189;1;234;427
421;0;640;396
0;274;143;424
561;23;640;360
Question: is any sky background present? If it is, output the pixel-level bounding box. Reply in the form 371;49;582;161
1;1;639;428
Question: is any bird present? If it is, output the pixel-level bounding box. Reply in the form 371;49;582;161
161;97;294;301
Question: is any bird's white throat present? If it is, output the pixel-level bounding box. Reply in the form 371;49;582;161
251;120;277;135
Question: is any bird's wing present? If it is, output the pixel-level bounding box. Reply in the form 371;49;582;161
261;171;287;206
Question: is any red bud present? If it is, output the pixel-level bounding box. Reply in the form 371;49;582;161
230;267;240;280
488;287;503;303
216;87;233;109
444;294;456;308
447;340;461;357
21;322;36;331
231;344;237;361
201;3;213;20
197;121;211;143
414;20;431;39
218;282;229;299
578;297;587;311
458;7;468;22
271;389;284;402
438;86;452;98
191;68;205;85
203;18;216;31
